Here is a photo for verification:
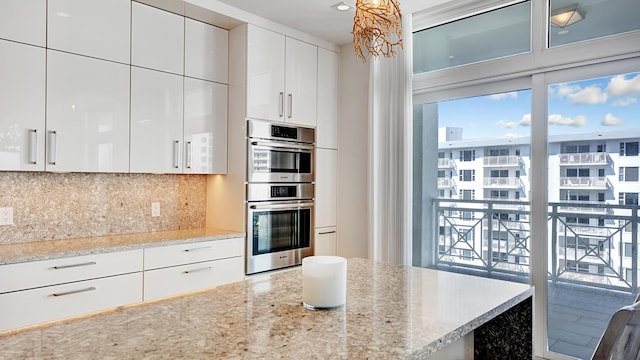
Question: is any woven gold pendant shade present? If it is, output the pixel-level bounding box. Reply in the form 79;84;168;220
353;0;403;61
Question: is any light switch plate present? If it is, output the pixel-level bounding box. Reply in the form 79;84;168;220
0;207;14;226
151;202;160;217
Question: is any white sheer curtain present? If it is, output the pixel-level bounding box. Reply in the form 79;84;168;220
367;16;413;266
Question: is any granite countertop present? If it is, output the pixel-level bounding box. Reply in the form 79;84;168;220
0;228;245;265
0;258;533;359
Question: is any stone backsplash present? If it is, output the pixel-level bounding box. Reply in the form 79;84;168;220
0;172;207;245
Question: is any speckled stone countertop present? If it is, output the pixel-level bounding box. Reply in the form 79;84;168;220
0;228;244;265
0;258;533;359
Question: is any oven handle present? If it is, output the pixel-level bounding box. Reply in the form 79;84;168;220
250;140;314;151
249;201;314;210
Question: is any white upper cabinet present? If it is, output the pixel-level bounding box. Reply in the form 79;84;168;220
46;50;130;172
48;0;130;64
246;25;317;127
315;148;338;228
285;37;317;127
184;78;228;174
246;25;285;122
0;0;46;47
0;40;46;171
130;67;184;174
131;2;184;75
185;19;228;84
317;48;339;149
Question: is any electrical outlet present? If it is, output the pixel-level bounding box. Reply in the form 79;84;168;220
0;207;14;226
151;202;160;217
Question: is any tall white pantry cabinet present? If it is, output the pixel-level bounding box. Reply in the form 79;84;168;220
0;0;228;174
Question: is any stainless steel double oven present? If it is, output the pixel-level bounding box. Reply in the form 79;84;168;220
246;119;315;274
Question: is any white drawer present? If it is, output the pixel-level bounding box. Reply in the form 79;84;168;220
143;237;243;270
0;250;143;294
143;256;244;301
0;272;142;332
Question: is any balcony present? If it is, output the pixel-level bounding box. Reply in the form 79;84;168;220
483;155;521;167
558;200;610;214
437;177;455;189
437;158;454;168
433;198;639;360
559;152;608;166
559;176;608;190
483;177;522;188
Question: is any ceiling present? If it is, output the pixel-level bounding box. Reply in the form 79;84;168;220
213;0;451;45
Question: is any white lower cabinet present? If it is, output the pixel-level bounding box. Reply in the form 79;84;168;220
143;256;243;301
315;227;337;256
0;272;142;332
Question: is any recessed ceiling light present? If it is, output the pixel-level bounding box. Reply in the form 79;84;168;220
333;2;351;11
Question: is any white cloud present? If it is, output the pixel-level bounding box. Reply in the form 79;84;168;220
606;74;640;97
601;113;623;126
496;120;516;129
489;92;518;100
548;114;587;127
519;114;531;126
612;96;637;107
555;83;581;98
567;86;608;105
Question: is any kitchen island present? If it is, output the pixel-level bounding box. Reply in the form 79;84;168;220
0;258;533;359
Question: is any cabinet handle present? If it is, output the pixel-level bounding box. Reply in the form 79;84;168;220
279;92;284;117
186;141;192;169
184;246;213;252
47;130;57;165
173;140;180;169
28;129;38;165
51;286;97;297
183;267;212;274
318;230;337;235
52;261;97;270
288;93;293;119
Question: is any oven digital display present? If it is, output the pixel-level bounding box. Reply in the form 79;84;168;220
271;186;297;198
271;125;298;140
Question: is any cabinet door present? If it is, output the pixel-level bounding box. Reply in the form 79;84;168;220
246;25;285;122
46;50;130;172
185;19;228;83
130;67;184;173
184;78;228;174
285;37;317;127
48;0;130;64
315;227;337;256
315;149;338;228
131;2;184;75
0;0;46;47
0;40;46;171
317;48;339;149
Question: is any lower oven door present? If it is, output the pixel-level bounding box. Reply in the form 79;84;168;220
246;200;314;274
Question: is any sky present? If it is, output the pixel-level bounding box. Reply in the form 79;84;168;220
438;71;640;140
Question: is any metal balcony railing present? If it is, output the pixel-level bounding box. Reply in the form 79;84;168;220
559;176;609;189
434;198;639;294
558;200;609;214
437;158;454;168
483;155;521;167
437;178;455;188
559;152;608;166
483;177;523;188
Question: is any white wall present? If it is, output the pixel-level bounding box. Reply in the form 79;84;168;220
337;45;370;259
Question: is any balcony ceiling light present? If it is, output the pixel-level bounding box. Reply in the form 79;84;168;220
550;4;585;28
333;2;351;11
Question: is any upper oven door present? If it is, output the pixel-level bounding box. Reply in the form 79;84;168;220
248;140;314;183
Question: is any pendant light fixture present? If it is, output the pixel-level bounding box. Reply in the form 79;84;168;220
353;0;403;61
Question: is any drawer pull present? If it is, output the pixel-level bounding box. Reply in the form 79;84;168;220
183;267;212;274
52;261;97;270
318;230;337;235
51;286;97;297
184;246;213;252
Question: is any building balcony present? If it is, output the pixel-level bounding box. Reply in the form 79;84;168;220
559;152;609;166
437;177;455;189
559;176;608;189
558;200;609;214
483;155;521;167
437;158;454;169
483;177;522;188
